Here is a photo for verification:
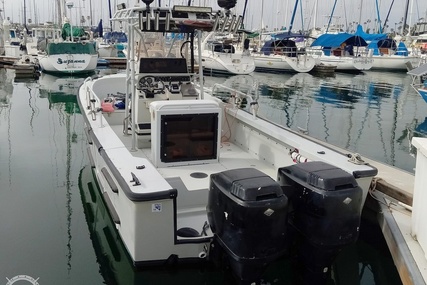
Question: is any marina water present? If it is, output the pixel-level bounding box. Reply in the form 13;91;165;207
1;67;420;284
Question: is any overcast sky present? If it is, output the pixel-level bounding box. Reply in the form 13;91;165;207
2;0;427;33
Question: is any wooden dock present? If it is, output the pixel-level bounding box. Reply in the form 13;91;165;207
102;57;127;68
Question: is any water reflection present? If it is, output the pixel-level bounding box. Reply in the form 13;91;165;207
0;70;14;189
0;73;96;283
39;73;85;273
205;70;426;173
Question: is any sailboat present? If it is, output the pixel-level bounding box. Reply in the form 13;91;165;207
251;0;317;73
309;33;374;72
38;2;98;75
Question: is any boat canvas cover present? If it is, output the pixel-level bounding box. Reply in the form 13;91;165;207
260;39;297;56
46;42;97;55
61;23;86;40
354;24;387;41
311;33;368;48
407;63;427;77
367;38;410;56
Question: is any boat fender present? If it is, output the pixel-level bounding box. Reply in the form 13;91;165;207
290;149;309;163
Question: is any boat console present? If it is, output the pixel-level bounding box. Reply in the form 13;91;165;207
136;57;199;147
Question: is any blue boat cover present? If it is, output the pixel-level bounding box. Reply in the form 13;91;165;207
311;33;368;48
260;39;297;56
354;24;387;41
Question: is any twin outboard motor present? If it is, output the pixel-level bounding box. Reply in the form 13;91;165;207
207;168;288;283
207;162;363;284
278;161;363;284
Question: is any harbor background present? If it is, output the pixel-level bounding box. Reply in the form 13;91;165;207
1;67;424;284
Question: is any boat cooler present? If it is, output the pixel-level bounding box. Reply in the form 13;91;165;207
277;161;363;282
207;168;288;283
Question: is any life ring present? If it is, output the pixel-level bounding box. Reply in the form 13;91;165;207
180;20;213;31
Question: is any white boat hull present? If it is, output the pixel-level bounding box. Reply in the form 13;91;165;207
316;55;374;71
253;53;316;73
78;72;378;266
39;53;98;74
371;55;422;71
199;51;255;75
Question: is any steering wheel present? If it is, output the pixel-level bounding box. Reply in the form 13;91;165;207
137;75;166;95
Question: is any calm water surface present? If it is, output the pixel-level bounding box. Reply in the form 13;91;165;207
0;67;415;284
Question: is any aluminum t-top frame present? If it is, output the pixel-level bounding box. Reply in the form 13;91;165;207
111;5;242;34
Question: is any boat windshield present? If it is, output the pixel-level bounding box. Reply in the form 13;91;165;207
139;58;188;73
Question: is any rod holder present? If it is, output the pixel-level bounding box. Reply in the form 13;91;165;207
146;10;151;30
154;9;160;30
233;15;242;33
165;11;171;30
221;15;229;32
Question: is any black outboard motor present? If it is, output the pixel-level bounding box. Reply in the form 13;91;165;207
207;168;288;283
277;161;363;285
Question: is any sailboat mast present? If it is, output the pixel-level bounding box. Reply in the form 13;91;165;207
375;0;382;33
288;0;299;34
408;0;414;35
326;0;337;33
108;0;113;30
258;0;263;49
89;0;93;26
402;0;410;35
56;0;63;25
313;0;318;30
23;0;27;26
383;0;395;32
358;0;363;25
241;0;249;29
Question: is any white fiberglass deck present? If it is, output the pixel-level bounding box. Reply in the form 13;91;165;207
110;124;280;187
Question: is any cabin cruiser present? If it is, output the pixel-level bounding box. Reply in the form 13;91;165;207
78;1;378;283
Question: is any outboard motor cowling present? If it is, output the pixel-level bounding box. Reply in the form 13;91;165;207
207;168;288;283
278;161;363;284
